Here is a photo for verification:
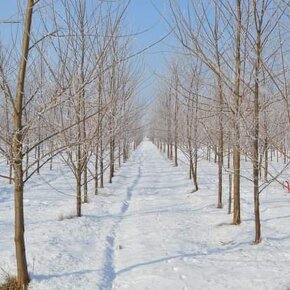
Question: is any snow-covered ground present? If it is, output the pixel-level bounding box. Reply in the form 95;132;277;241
1;141;290;289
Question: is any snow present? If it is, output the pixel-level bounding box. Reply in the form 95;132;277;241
1;141;290;289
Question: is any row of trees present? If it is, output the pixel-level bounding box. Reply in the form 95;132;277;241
151;0;290;245
0;0;143;288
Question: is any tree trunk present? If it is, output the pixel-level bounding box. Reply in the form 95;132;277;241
189;150;193;179
174;83;178;167
109;137;115;183
233;0;242;225
83;165;88;203
174;144;178;167
76;176;82;217
80;9;87;204
264;137;268;181
123;140;127;162
194;148;198;191
227;146;231;169
253;1;262;244
191;154;198;192
13;1;35;288
100;146;104;188
228;173;232;214
118;142;121;168
36;133;40;175
170;143;173;160
94;150;98;195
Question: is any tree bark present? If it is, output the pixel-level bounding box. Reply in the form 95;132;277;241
76;176;82;217
109;137;115;183
253;0;262;244
13;1;35;288
233;0;242;225
264;138;268;181
214;4;224;208
94;149;98;195
228;173;232;214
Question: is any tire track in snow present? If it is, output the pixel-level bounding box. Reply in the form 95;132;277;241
99;155;142;290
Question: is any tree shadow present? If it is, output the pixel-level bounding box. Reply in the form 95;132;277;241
32;268;101;281
115;240;251;277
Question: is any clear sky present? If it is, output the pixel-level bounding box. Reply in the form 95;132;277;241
0;0;174;102
126;0;173;102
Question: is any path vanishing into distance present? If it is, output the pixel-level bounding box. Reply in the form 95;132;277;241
101;140;195;290
98;141;290;290
2;141;290;290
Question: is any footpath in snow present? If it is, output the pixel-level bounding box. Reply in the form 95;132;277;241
1;141;290;290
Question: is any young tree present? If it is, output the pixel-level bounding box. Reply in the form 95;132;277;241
13;0;35;287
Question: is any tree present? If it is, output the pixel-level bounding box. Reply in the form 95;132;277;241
232;0;242;225
13;0;35;287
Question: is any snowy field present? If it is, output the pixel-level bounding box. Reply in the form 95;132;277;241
1;141;290;289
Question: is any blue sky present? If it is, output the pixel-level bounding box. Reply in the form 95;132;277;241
0;0;174;101
126;0;172;101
